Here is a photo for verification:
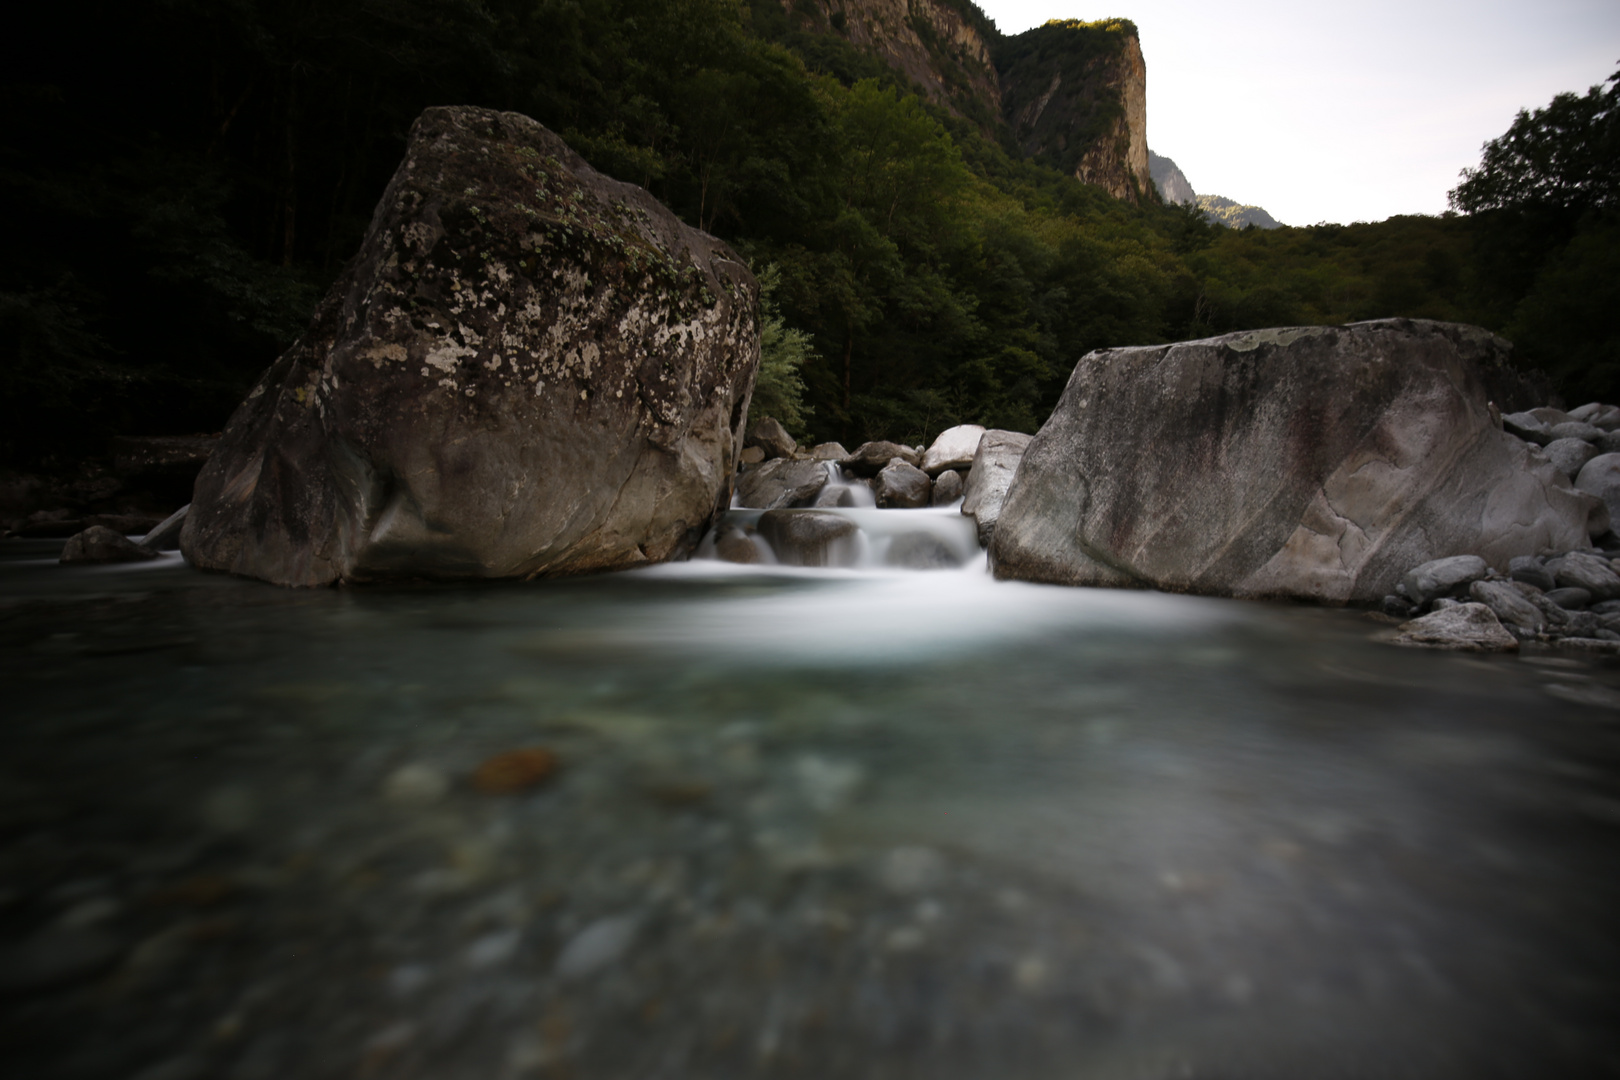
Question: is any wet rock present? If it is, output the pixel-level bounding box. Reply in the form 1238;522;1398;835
1511;581;1573;626
554;914;639;981
738;446;765;465
874;461;930;509
755;510;858;567
992;321;1594;601
745;417;796;461
1590;599;1620;616
472;748;558;794
714;527;761;564
1394;602;1518;651
1545;438;1599;479
0;926;126;994
137;505;189;552
808;442;848;461
920;424;985;476
1469;579;1545;633
811;485;860;508
60;525;159;565
734;459;829;510
839;441;921;476
931;469;964;506
1547;587;1593;611
1555;551;1620;600
884;532;959;569
182;106;757;586
1403;555;1488;606
879;846;945;893
1381;594;1415;618
962;430;1031;547
1510;556;1557;592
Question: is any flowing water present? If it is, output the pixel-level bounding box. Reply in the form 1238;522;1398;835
4;527;1620;1079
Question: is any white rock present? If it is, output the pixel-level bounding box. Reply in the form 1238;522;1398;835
920;424;985;476
1394;602;1518;651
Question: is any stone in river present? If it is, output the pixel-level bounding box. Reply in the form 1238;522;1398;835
931;468;964;506
713;527;761;564
733;459;828;509
1510;555;1556;592
961;429;1031;547
738;445;765;465
1554;551;1620;600
839;441;920;476
1403;555;1489;606
1576;454;1620;533
919;424;985;476
554;914;640;982
755;510;858;567
1549;421;1605;443
60;525;160;564
885;532;959;569
807;442;848;461
1394;602;1518;651
1469;579;1544;633
472;748;558;794
874;460;931;509
1544;438;1598;480
991;320;1597;601
183;106;758;586
745;417;796;460
1546;587;1593;611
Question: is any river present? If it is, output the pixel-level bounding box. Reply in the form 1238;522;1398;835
4;529;1620;1078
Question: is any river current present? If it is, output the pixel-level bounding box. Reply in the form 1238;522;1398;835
4;531;1620;1078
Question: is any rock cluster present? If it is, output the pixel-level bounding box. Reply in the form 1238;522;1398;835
1386;550;1620;652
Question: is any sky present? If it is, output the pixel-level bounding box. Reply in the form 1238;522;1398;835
973;0;1620;225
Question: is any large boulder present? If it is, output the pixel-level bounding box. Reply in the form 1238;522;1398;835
839;441;921;476
745;417;796;461
182;107;758;586
60;525;158;564
874;461;931;509
991;320;1602;602
919;424;985;476
960;430;1032;546
735;458;829;510
755;510;859;567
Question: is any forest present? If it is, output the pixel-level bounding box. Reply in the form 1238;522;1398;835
2;0;1615;466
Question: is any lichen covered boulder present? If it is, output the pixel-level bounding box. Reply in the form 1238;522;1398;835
992;320;1602;602
182;107;758;586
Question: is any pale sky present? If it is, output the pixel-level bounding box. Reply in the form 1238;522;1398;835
975;0;1620;225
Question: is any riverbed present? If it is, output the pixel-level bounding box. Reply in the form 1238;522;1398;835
4;539;1620;1078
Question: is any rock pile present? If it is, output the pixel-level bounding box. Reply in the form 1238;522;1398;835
1387;549;1620;652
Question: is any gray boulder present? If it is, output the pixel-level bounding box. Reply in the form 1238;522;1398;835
807;442;848;461
1502;412;1553;445
713;527;761;564
1554;551;1620;600
931;469;964;506
990;320;1599;602
919;425;985;476
1469;579;1544;632
182;107;757;586
1544;438;1598;479
746;417;796;461
875;461;931;509
735;459;829;510
1509;555;1556;592
961;430;1032;547
884;533;959;570
1550;421;1605;443
1576;454;1620;531
1394;603;1518;652
60;525;159;565
1547;587;1593;610
755;510;859;567
840;441;921;476
1403;555;1488;606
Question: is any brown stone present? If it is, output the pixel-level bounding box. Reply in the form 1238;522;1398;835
473;748;559;794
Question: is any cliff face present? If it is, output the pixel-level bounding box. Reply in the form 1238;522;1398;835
780;0;1001;122
1148;149;1195;205
994;20;1153;202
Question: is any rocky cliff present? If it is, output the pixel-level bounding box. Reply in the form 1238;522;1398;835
993;19;1152;202
1198;194;1282;230
1148;150;1195;205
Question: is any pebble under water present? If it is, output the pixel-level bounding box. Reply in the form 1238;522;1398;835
4;540;1620;1079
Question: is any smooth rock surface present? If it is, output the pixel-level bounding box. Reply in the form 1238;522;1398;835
1469;579;1545;632
920;425;985;476
991;320;1597;602
1502;412;1553;445
1576;455;1620;531
961;430;1032;547
734;459;828;510
1510;556;1557;592
808;442;848;461
1394;603;1518;651
875;461;931;509
1403;555;1489;606
931;469;964;506
839;442;921;477
755;510;859;567
182;106;758;586
60;525;159;565
1547;587;1593;610
1544;438;1598;480
1554;551;1620;600
1550;422;1605;443
746;417;796;461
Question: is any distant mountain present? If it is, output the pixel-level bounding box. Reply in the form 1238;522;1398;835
1197;195;1282;230
1147;150;1194;205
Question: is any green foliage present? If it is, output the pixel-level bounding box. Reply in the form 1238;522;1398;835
992;18;1137;178
751;265;815;435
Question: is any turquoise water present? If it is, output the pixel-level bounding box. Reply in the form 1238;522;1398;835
4;540;1620;1078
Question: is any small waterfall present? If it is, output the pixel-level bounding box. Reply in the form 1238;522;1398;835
699;459;979;570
